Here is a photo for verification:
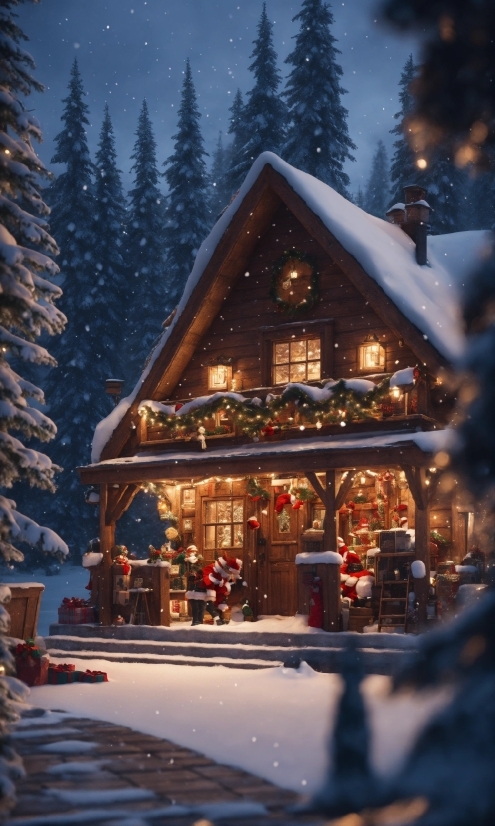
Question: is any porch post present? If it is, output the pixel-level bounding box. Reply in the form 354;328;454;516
403;466;430;630
324;469;337;554
98;483;115;627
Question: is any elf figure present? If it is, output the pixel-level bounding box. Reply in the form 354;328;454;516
186;556;243;626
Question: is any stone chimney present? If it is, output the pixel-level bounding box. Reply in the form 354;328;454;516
385;186;431;266
401;184;430;266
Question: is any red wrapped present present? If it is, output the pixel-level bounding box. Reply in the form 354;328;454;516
78;669;108;683
47;664;80;685
15;642;49;687
58;598;94;625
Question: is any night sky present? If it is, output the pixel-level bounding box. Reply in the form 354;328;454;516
19;0;418;195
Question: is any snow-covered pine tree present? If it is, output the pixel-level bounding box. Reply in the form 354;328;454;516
209;132;231;222
126;100;166;379
390;55;463;233
363;141;390;217
282;0;356;197
93;104;127;380
163;59;210;302
229;3;287;184
223;88;247;200
31;60;108;552
0;0;69;812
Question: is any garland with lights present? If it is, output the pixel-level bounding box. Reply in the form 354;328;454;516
269;249;319;317
139;377;394;441
246;477;271;502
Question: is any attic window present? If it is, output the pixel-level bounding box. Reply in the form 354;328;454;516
273;337;321;384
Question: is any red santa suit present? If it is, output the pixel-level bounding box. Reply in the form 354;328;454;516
340;550;374;604
201;556;243;612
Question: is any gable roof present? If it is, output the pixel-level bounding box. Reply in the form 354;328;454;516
92;152;490;464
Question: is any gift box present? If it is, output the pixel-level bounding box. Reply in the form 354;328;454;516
48;664;80;684
15;642;49;687
78;669;108;683
113;590;130;606
58;597;94;625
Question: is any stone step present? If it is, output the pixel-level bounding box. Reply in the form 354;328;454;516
46;633;414;675
49;622;419;651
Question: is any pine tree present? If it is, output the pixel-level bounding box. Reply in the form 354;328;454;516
93;104;127;379
390;55;463;233
209;132;231;221
230;3;287;183
282;0;356;196
363;141;390;217
163;59;210;302
0;0;68;812
390;55;418;204
126;99;166;377
224;89;246;199
31;60;108;553
355;187;365;209
469;166;495;230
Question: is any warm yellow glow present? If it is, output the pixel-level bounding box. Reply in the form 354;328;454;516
416;158;427;170
391;386;401;400
359;336;385;372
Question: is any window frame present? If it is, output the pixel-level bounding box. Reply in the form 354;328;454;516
260;319;334;388
202;496;244;554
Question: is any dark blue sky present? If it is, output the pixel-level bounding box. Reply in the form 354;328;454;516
19;0;418;195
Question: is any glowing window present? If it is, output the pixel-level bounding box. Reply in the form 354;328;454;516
273;337;321;385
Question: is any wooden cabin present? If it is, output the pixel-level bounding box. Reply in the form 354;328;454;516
79;152;488;631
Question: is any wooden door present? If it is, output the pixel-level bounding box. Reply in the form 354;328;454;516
258;498;300;616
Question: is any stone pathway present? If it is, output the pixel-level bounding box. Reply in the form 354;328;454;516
8;709;323;826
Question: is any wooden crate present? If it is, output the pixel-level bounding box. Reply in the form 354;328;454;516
379;530;409;553
348;606;373;633
5;583;44;640
125;564;171;626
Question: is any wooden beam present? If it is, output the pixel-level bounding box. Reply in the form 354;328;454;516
306;471;328;505
335;471;356;511
97;484;114;627
306;471;337;553
403;465;427;511
323;470;337;554
414;505;430;630
107;484;140;525
80;442;432;486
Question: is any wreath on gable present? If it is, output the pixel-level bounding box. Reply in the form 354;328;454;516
269;249;319;317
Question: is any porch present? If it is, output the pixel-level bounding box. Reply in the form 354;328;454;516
79;428;459;633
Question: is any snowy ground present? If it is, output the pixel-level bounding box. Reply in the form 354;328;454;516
2;567;450;794
30;659;450;795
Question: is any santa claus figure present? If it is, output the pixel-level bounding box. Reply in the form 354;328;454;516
338;537;349;560
186;556;243;626
340;550;374;604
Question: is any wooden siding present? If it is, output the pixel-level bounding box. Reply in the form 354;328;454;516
166;205;419;402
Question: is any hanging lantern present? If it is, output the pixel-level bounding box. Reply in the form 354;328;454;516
358;333;385;372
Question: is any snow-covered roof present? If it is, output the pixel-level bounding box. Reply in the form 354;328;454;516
88;428;455;475
92;152;490;463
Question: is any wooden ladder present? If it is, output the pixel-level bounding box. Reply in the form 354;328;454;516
377;576;411;633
